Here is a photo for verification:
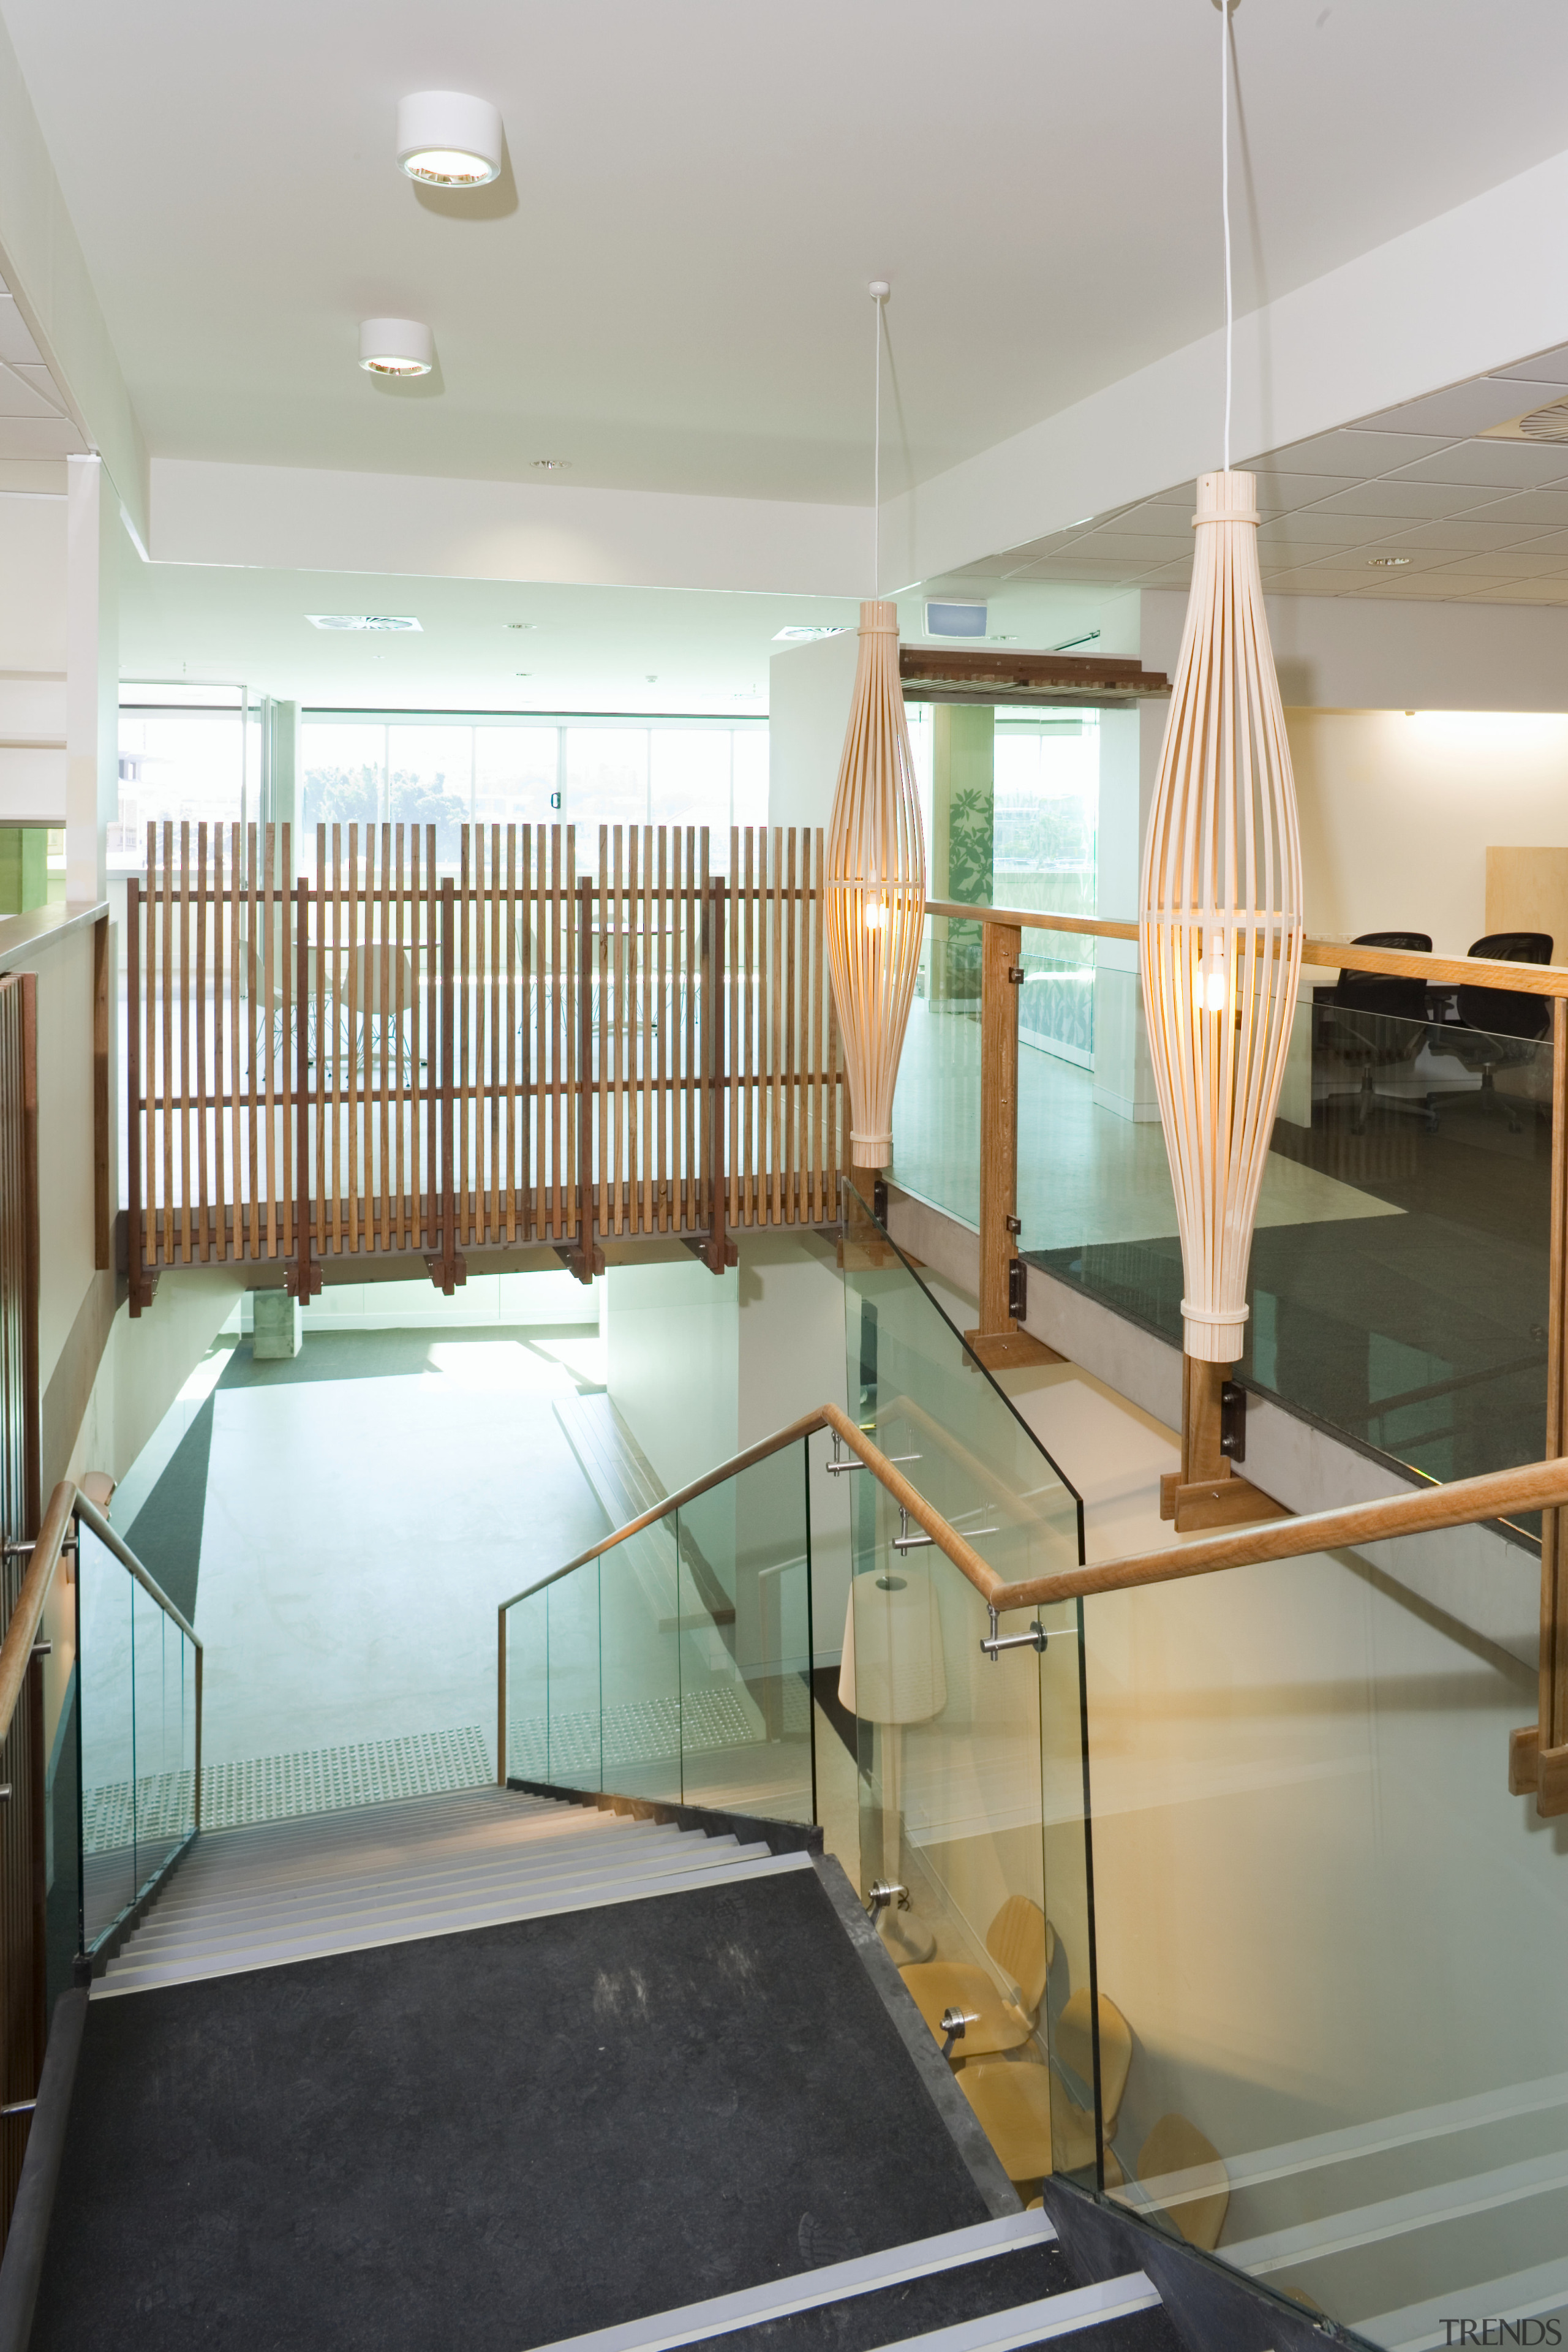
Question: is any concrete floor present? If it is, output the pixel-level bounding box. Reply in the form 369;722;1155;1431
193;1332;611;1772
892;1000;1400;1249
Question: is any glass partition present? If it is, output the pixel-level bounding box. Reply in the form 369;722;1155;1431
1079;1526;1568;2343
502;1444;815;1826
77;1519;198;1953
894;923;1556;1521
845;1523;1098;2204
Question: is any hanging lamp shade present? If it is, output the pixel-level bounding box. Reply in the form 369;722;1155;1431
826;599;927;1169
1140;468;1303;1365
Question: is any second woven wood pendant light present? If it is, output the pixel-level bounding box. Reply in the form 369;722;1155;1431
826;284;927;1170
1141;0;1303;1523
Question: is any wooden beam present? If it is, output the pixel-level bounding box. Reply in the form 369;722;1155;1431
900;647;1171;703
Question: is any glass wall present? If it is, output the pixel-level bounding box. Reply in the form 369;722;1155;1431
113;691;248;870
301;715;769;870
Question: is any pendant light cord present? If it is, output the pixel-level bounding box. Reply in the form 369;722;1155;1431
872;286;884;598
1219;0;1232;472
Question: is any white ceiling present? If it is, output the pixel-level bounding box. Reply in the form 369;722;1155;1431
116;538;1126;710
949;351;1568;608
8;1;1568;504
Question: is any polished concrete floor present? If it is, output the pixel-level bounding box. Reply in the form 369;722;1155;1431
121;1328;613;1793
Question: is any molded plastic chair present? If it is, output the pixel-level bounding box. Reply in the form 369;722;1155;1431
1055;1989;1134;2135
1136;2113;1229;2252
900;1896;1054;2059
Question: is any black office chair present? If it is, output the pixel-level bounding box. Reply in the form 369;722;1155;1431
1452;931;1553;1134
1314;931;1435;1133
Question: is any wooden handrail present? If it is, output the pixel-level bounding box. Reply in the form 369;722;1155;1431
0;1485;74;1757
500;1409;1568;1624
924;897;1568;1000
0;1483;205;1822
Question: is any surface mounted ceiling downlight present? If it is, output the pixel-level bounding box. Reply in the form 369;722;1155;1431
396;91;503;186
358;318;434;377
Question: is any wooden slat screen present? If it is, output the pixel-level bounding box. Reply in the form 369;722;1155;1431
129;824;842;1303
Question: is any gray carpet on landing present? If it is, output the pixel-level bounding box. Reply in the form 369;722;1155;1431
34;1868;1014;2352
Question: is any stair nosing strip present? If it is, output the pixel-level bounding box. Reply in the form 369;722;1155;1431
132;1825;704;1926
94;1851;812;1994
850;2274;1162;2352
529;2212;1060;2352
119;1841;768;1956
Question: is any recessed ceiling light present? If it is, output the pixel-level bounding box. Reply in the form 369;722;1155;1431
533;458;571;471
358;318;433;377
1366;556;1412;568
514;671;532;679
506;622;536;631
397;91;503;187
307;614;423;631
989;634;1019;643
772;625;845;643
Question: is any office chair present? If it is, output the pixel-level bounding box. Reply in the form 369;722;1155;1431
1452;931;1553;1134
1314;931;1434;1133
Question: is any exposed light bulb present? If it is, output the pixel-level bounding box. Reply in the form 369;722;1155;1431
864;895;890;933
1198;933;1229;1013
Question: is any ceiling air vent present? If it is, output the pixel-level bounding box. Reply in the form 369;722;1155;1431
1482;396;1568;446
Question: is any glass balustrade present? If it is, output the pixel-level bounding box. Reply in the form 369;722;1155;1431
1070;1524;1568;2343
77;1515;199;1954
501;1446;816;1828
890;921;1556;1528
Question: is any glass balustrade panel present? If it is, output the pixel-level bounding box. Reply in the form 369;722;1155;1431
1080;1526;1568;2343
129;1577;195;1893
1017;972;1553;1525
841;1177;1084;1596
597;1518;682;1803
503;1586;551;1786
76;1522;135;1947
674;1445;814;1826
844;1534;1093;2204
890;914;981;1232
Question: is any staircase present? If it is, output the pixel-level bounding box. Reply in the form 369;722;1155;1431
95;1785;794;1994
24;1789;1325;2352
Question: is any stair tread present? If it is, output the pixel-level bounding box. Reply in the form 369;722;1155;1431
121;1836;760;1954
96;1849;812;1994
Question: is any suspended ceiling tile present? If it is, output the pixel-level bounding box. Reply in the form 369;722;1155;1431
1490;345;1568;383
1357;378;1568;436
1071;533;1190;562
1141;481;1197;508
1379;516;1562;550
1310;480;1504;518
1245;469;1362;507
1090;505;1193;540
1387;440;1568;489
1257;509;1396;545
1501;527;1568;556
1136;560;1193;584
0;416;86;458
1469;578;1568;601
1420;549;1568;578
1456;489;1568;529
1244;429;1453;476
0;297;42;368
0;366;68;421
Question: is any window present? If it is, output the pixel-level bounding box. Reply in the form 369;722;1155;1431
300;714;769;870
113;691;247;870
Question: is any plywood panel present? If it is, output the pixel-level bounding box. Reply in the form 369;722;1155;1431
1487;846;1568;959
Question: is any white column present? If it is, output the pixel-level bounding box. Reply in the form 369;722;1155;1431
65;454;119;904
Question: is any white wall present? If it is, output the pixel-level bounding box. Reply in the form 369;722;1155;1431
766;628;860;832
1288;706;1568;954
295;1269;602;1332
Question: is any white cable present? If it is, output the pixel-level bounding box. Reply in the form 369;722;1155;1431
1220;0;1232;472
872;285;884;596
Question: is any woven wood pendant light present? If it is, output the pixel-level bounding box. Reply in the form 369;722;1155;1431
1140;467;1302;1365
1140;0;1303;1379
826;285;927;1169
